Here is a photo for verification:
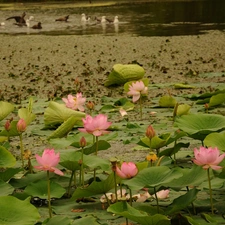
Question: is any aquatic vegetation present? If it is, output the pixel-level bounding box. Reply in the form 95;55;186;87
1;70;225;225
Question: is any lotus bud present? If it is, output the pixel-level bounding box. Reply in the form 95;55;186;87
4;120;11;131
79;136;87;148
86;101;95;110
146;125;156;139
17;118;26;133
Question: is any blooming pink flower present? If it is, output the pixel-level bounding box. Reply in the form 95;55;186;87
78;114;112;137
34;149;64;176
193;146;225;170
17;118;26;133
62;93;86;112
127;80;148;102
155;189;170;199
116;162;138;179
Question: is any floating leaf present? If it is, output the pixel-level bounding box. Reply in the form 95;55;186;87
25;180;66;199
165;188;199;215
0;180;14;196
104;64;145;86
44;101;85;127
124;166;182;190
0;101;14;121
204;132;225;151
48;116;79;139
0;146;16;168
71;173;115;200
208;93;225;107
0;196;40;225
174;114;225;141
174;83;196;89
107;201;170;225
159;95;177;108
18;108;36;125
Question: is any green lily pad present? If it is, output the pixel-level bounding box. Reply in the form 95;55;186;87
0;180;14;196
159;95;177;108
174;83;196;89
44;101;85;127
107;201;170;225
104;64;145;86
0;101;14;121
25;180;66;199
0;196;40;225
174;114;225;140
0;146;16;168
204;132;225;151
124;166;182;190
208;93;225;108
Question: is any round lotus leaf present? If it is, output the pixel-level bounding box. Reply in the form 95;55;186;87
104;64;145;86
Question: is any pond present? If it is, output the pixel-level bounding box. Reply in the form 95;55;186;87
0;0;225;37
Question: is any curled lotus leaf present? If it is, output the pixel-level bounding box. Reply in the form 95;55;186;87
104;64;145;86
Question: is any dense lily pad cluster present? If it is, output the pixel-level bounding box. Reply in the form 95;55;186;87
1;65;225;225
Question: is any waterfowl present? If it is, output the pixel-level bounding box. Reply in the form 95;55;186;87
14;16;34;27
55;15;69;22
101;16;106;23
32;22;42;29
81;13;90;22
6;12;26;24
106;16;119;24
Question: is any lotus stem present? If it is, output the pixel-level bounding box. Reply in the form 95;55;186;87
47;171;52;218
129;187;132;206
68;170;75;197
154;187;160;214
114;170;118;202
95;136;99;156
19;134;24;168
207;168;214;214
81;147;84;187
139;96;143;120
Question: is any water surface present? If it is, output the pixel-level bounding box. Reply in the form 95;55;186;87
0;0;225;36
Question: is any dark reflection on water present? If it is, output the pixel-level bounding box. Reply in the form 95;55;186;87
0;0;225;37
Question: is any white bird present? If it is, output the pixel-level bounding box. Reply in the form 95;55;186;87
113;16;119;24
81;13;90;22
0;22;5;26
26;16;34;27
101;16;106;23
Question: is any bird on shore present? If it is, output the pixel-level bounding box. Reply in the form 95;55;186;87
55;15;69;22
101;16;106;23
81;13;90;22
14;16;34;27
31;22;42;29
6;12;26;24
106;16;119;24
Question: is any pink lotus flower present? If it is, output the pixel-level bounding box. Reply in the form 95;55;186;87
155;189;170;199
17;118;26;133
34;149;64;176
193;146;225;170
116;162;138;179
62;93;86;112
78;114;112;137
127;80;148;102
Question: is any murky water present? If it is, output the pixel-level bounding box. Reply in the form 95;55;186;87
0;0;225;37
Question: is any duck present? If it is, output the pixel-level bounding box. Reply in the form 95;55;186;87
31;22;42;29
106;16;119;24
101;16;106;23
6;12;26;24
55;15;69;22
14;16;34;27
81;13;90;22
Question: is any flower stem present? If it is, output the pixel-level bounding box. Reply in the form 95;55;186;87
47;171;52;218
19;134;24;168
114;171;118;202
154;187;160;214
139;96;143;120
81;147;84;187
95;136;99;156
207;168;214;214
67;170;75;197
128;187;132;206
